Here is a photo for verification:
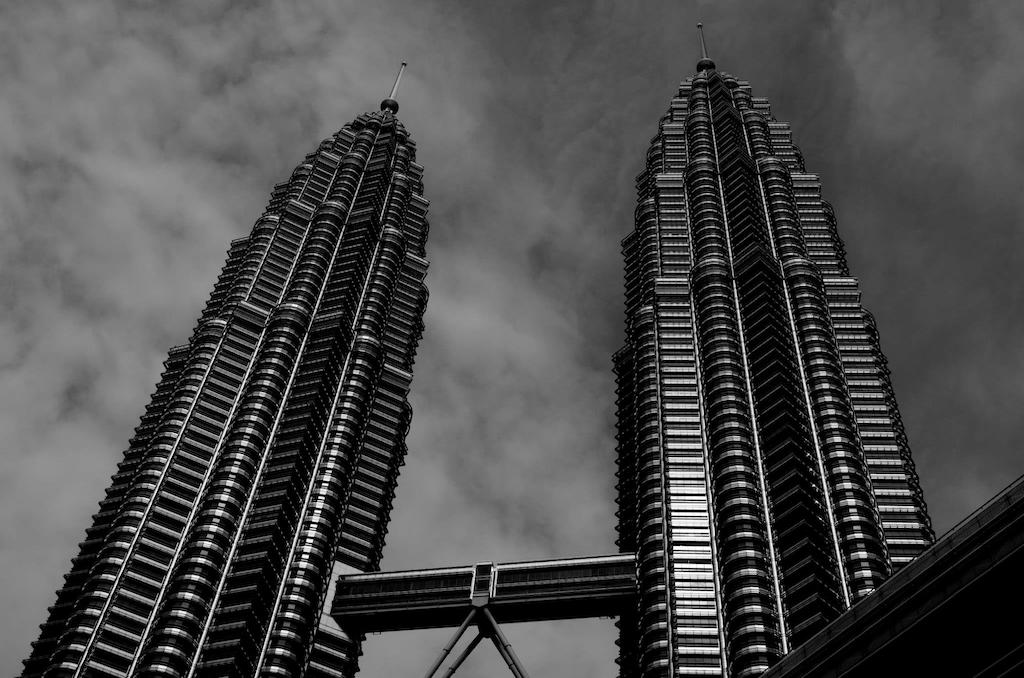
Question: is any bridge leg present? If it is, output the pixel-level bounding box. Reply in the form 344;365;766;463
481;607;532;678
423;609;477;678
441;633;484;677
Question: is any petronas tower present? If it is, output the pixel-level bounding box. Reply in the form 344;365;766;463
612;32;933;676
23;67;429;678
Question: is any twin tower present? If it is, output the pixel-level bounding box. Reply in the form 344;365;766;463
25;42;932;678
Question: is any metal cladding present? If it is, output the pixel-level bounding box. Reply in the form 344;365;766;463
613;61;933;676
23;106;429;678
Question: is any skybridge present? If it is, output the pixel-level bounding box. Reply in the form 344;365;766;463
332;553;637;633
331;553;637;677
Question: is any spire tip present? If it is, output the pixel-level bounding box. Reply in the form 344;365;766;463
696;22;716;71
381;62;407;115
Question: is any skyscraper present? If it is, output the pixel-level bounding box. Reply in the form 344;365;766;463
612;29;933;676
23;67;429;678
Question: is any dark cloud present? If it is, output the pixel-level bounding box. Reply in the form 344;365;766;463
2;1;1023;675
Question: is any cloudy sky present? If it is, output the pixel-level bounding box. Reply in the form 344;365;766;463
2;1;1024;675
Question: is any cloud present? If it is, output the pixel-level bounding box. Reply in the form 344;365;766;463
2;1;1023;676
828;0;1024;530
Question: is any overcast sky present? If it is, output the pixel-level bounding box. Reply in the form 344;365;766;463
2;1;1023;675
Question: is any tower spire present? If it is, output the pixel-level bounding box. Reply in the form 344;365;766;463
380;61;407;114
696;23;716;71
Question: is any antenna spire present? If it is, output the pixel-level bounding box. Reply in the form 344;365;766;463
696;23;716;71
380;61;407;115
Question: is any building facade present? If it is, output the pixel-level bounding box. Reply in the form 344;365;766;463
23;90;429;678
612;47;934;677
763;472;1024;678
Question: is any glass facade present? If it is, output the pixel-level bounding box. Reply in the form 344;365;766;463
22;104;429;678
613;59;932;677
